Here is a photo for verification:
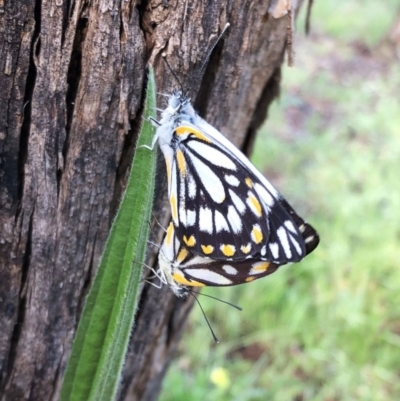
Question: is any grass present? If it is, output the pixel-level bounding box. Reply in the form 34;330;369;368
160;1;400;400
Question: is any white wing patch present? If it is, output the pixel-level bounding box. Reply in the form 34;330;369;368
186;269;233;285
254;183;275;207
224;174;240;187
186;209;196;226
229;189;246;214
269;242;279;259
215;210;230;233
199;207;213;234
170;160;179;225
189;153;225;203
277;226;292;258
289;233;302;255
222;265;238;275
188;174;197;199
261;245;267;256
227;205;242;234
284;220;297;234
187;141;237;170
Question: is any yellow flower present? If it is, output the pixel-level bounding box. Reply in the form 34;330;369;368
210;367;230;390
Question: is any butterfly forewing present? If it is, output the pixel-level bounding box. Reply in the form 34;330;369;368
168;125;314;263
157;93;319;264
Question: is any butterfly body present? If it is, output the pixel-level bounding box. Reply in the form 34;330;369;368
154;92;319;266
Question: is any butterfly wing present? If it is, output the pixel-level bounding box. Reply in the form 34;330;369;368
159;223;282;290
180;257;282;287
165;118;318;263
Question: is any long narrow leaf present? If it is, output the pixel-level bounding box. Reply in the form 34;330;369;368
60;68;158;401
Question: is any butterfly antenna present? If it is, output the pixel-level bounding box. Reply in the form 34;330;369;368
199;22;230;77
189;289;242;311
189;292;219;344
187;23;230;97
162;53;185;94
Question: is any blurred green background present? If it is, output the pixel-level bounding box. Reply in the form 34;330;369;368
160;1;400;400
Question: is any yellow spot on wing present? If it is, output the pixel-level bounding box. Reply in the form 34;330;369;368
183;235;196;247
245;276;255;282
170;195;178;223
201;245;214;254
175;126;212;143
172;271;205;287
165;158;171;187
165;223;174;246
251;225;263;244
176;149;186;177
176;248;189;263
240;243;252;254
248;193;262;217
251;261;270;273
245;177;253;188
220;244;236;257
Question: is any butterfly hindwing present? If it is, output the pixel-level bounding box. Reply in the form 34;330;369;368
158;223;282;296
180;258;281;287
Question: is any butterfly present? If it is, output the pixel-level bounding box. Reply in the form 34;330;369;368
151;91;319;265
158;221;318;297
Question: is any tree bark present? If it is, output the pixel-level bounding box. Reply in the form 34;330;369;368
0;0;297;400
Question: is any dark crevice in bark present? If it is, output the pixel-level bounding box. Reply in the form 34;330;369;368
137;1;163;49
16;0;41;221
136;0;149;33
55;161;63;200
242;66;282;156
119;11;125;54
1;20;26;210
61;0;72;46
65;13;87;146
2;207;34;393
33;0;42;58
60;12;88;199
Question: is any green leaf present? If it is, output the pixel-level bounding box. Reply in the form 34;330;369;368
60;67;158;401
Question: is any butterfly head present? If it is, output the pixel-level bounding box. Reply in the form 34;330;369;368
160;91;195;122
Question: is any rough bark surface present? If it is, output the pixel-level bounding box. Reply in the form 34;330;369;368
0;0;296;400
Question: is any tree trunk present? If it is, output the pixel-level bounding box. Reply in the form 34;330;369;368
0;0;297;400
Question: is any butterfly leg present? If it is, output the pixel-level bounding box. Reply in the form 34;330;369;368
142;279;163;289
142;263;167;286
139;130;159;151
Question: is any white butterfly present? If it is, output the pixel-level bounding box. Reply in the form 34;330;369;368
151;91;319;266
